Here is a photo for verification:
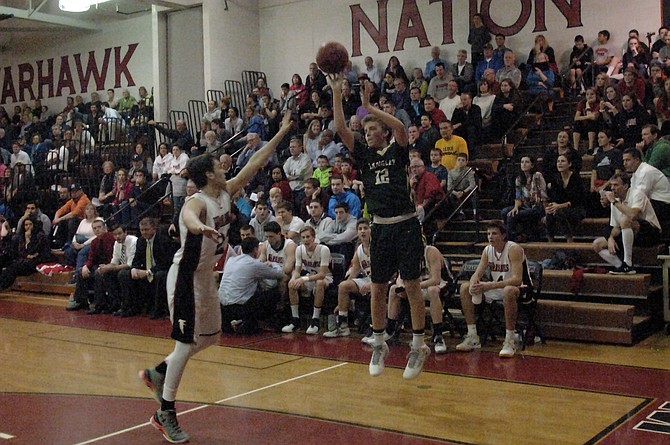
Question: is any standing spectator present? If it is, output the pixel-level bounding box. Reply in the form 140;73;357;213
283;137;313;209
468;13;490;67
450;49;475;94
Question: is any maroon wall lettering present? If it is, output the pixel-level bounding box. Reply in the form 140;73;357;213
37;59;55;100
393;0;431;51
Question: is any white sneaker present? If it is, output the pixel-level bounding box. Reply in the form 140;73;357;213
455;334;481;352
281;317;300;333
323;326;350;338
434;336;447;354
403;344;431;380
362;331;392;345
305;318;320;335
499;339;516;358
369;343;389;376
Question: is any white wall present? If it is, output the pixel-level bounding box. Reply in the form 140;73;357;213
0;14;154;112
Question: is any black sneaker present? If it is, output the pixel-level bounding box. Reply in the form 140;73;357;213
609;263;636;275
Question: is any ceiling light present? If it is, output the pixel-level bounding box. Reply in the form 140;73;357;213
59;0;91;13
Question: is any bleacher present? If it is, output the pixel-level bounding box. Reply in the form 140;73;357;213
434;91;666;345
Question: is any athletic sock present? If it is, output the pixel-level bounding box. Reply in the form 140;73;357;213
467;324;478;337
505;329;515;342
155;361;167;375
373;329;385;346
312;307;321;319
411;330;425;349
598;249;622;268
621;228;634;265
161;399;175;411
290;304;299;319
385;318;398;336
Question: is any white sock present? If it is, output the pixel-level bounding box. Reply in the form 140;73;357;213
290;304;299;319
373;331;385;346
312;307;321;319
412;332;425;349
598;249;622;268
505;329;515;342
467;324;478;337
338;310;348;317
621;228;634;266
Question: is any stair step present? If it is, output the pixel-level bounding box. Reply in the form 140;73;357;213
11;275;74;296
541;269;651;298
506;242;662;266
537;300;642;344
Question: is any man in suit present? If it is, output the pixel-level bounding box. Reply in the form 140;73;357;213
117;217;177;317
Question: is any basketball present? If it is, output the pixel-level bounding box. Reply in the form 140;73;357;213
315;41;349;74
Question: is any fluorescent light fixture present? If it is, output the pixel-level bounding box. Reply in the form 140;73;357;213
59;0;91;13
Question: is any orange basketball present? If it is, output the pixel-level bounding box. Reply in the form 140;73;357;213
316;41;349;74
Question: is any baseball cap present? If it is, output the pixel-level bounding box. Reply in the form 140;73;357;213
69;183;81;192
131;154;142;162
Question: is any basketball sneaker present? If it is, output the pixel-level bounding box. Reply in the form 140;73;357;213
403;344;431;380
361;331;392;345
323;325;351;337
369;342;389;377
281;317;300;333
151;409;189;443
499;339;517;358
139;367;165;403
305;318;320;335
455;334;481;352
434;335;447;354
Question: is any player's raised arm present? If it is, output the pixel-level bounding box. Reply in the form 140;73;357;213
360;79;408;148
330;74;355;152
228;112;294;196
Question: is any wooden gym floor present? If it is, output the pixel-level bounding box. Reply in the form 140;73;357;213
1;291;669;445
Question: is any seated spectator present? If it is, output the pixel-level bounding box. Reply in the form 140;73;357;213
496;50;523;89
621;36;650;78
249;201;275;242
323;218;371;338
129;99;153;142
473;79;496;130
290;74;308;110
63;204;102;271
0;217;15;269
655;77;670;136
427;63;453;103
312;155;333;189
502;156;548;242
526;34;558;74
475;43;503;83
117;218;176;318
525;52;555;113
410;158;445;223
16;200;51;238
451;91;482;151
282;226;333;334
262;166;292;205
219;236;286;334
152;143;172;182
52;183;91;249
450;49;475;95
435;120;468;170
593;173;660;275
572;87;601;152
382;99;412;130
491;79;522;141
438;80;461;120
425;147;448;188
541;131;582;183
339;158;357;190
304;199;335;243
149;119;194;149
567;35;593;94
410;68;428;98
455;220;525;358
283;137;313;209
88;224;137;315
423;96;447;128
66;219;114;311
328;175;362;219
638;124;670;176
117;89;137;123
308;129;341;168
447;153;478;219
244;106;266;140
258;220;297;309
419;113;441;152
592;30;620;78
391;77;411;113
617;68;646;104
98;102;126;142
110;168;133;225
202;100;221;122
544;152;586;242
299;178;329;222
274;200;304;244
387;241;449;354
615;93;650;148
129;169;162;223
591;129;623;193
0;216;51;290
10;141;30;169
599;84;622;133
380;71;397;97
300;90;323;126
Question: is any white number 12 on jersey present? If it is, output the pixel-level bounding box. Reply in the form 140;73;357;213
375;168;389;185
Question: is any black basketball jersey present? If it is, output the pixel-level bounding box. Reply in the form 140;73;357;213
353;140;415;218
